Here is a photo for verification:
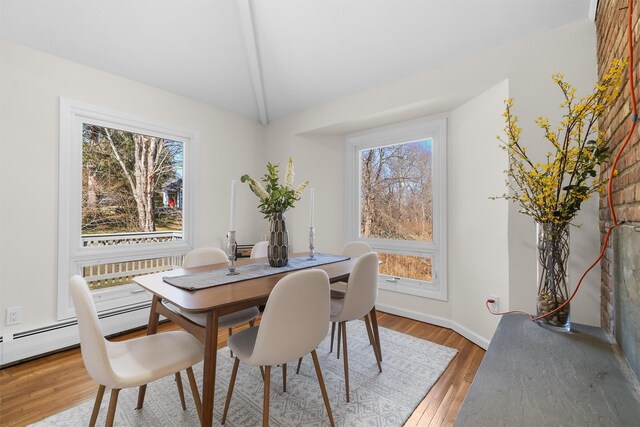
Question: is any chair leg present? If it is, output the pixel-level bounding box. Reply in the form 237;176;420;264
370;307;382;362
186;367;202;422
282;363;287;392
105;388;120;427
260;366;265;381
263;366;271;427
175;372;187;410
311;350;335;427
136;384;146;410
228;328;234;358
296;357;303;374
364;315;382;372
222;357;240;425
337;322;342;359
341;322;350;402
364;315;374;346
329;322;336;353
89;385;105;427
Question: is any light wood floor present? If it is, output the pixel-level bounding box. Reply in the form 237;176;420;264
0;311;484;426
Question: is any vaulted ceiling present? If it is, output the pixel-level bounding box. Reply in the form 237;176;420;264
0;0;593;124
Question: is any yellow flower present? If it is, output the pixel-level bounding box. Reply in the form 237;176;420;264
495;58;623;225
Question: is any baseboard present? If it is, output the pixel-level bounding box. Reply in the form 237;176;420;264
2;302;490;366
375;303;490;350
0;304;155;366
449;322;491;350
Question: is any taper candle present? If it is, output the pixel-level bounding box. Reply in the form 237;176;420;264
230;180;237;231
310;187;315;227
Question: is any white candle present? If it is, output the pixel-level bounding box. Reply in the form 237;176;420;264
230;180;237;231
310;187;315;228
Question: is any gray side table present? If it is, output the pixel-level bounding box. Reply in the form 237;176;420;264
455;314;640;426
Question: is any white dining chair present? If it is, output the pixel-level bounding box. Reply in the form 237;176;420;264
331;252;381;402
329;241;373;355
341;241;372;257
295;240;379;376
182;246;228;268
221;269;335;427
162;247;260;357
70;275;204;427
250;241;269;259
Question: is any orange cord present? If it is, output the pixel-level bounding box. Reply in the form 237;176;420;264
487;0;638;321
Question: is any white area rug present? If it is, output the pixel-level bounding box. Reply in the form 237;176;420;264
32;321;457;426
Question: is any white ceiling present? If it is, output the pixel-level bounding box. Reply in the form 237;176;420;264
0;0;591;124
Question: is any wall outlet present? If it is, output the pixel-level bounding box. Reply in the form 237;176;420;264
6;306;22;325
488;295;499;312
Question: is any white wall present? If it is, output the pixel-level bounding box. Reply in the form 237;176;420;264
449;80;510;341
0;19;602;351
253;133;346;255
265;20;601;346
0;40;266;337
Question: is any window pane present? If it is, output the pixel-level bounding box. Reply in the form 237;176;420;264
83;255;183;291
360;139;432;241
81;123;184;241
379;252;432;282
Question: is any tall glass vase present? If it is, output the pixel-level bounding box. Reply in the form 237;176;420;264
268;212;289;267
536;222;570;331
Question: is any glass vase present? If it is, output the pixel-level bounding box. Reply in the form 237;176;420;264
536;222;570;331
268;212;289;267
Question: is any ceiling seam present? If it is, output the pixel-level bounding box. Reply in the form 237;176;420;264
238;0;269;126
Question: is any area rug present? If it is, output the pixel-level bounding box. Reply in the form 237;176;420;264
32;321;457;426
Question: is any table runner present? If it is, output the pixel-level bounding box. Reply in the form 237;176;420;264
162;253;350;291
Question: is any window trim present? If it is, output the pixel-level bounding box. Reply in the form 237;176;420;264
57;98;198;320
345;116;448;301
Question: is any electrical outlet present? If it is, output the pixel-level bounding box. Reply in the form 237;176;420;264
488;295;499;312
6;306;22;326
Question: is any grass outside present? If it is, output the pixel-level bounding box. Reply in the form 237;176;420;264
378;252;432;282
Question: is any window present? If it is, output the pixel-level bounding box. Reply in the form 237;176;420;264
58;99;197;319
346;117;447;300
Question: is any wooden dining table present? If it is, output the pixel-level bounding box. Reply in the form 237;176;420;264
133;252;381;427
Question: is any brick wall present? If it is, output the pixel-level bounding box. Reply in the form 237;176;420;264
596;0;640;333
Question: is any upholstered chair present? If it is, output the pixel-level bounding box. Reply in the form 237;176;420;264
341;241;372;257
330;252;382;402
162;247;260;357
221;269;335;427
70;275;204;427
329;241;374;354
250;240;269;258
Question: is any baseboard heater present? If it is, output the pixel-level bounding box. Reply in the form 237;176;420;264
1;303;158;367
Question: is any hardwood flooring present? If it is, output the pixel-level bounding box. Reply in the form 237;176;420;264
0;311;484;426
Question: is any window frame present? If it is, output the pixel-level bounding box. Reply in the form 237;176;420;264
345;116;448;301
57;98;198;320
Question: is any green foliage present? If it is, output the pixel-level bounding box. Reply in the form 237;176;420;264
241;157;309;219
495;59;625;226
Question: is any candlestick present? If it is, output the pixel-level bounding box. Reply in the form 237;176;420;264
308;226;316;260
230;180;237;232
226;230;239;275
310;187;315;228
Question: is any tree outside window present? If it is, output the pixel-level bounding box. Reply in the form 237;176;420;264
360;139;433;282
58;99;196;319
347;117;447;300
82;124;184;236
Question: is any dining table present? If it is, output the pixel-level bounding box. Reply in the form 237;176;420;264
133;252;381;427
